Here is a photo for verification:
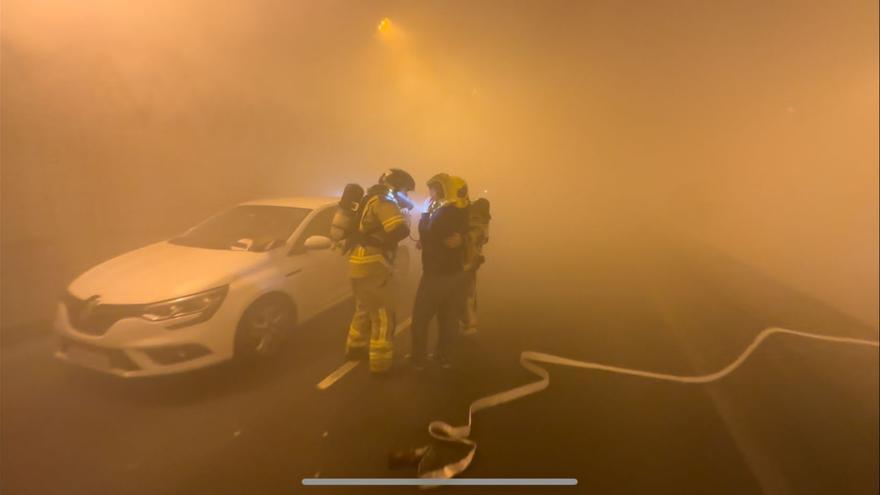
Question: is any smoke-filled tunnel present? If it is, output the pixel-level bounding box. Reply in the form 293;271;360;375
1;1;877;493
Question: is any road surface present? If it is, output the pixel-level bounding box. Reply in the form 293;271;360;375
2;243;877;494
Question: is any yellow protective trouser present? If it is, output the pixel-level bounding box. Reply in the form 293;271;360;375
346;273;395;373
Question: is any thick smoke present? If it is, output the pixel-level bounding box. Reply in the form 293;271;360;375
2;0;877;329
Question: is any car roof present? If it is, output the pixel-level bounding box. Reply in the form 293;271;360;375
239;196;339;210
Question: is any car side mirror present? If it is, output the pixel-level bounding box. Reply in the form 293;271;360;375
303;235;333;251
230;238;254;251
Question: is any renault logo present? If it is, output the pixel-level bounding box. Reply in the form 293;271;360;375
80;295;101;321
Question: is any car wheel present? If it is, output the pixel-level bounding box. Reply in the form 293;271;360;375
234;295;296;360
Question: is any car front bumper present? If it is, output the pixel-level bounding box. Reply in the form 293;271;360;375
53;302;235;378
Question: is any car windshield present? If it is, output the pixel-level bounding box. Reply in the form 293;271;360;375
169;205;311;252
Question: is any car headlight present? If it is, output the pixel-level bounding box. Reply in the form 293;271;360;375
140;286;228;328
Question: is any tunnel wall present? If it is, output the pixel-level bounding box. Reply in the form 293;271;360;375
684;74;879;330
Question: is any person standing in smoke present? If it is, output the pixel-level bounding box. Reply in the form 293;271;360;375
410;174;469;370
460;197;490;336
343;169;415;374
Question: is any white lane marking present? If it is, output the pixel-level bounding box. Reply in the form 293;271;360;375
316;361;360;391
316;317;412;391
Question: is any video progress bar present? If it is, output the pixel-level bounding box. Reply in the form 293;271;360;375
302;478;578;486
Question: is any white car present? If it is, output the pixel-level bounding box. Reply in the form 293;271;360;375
54;196;409;378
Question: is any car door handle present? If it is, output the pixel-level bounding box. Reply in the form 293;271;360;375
286;268;303;277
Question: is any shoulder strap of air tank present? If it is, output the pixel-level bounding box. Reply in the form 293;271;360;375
350;192;386;248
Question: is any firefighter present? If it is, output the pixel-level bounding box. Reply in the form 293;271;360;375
460;197;490;335
345;168;415;373
410;174;469;369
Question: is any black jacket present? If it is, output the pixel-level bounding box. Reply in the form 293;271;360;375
419;204;468;275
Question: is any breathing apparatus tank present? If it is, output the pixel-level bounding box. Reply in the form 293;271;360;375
330;183;365;245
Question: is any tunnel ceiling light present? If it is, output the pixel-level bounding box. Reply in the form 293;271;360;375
377;17;392;34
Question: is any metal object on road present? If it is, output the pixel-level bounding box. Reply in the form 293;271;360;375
388;446;430;470
410;327;880;480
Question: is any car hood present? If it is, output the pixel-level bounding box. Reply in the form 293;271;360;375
69;241;270;304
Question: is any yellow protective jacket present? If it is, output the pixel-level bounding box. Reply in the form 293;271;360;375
463;199;490;271
348;189;409;279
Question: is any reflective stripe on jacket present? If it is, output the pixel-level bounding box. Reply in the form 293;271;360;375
349;194;406;278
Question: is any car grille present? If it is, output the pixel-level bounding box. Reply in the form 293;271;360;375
58;337;140;371
64;293;143;336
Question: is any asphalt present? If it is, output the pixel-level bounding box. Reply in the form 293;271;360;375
1;243;878;495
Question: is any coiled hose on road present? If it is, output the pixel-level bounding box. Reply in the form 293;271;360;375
404;327;879;481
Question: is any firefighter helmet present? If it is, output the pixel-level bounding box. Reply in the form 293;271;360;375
379;168;416;193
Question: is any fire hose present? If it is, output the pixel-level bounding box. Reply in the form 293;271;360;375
390;327;879;481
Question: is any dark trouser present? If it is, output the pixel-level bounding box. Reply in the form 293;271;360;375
411;271;466;364
461;269;478;331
